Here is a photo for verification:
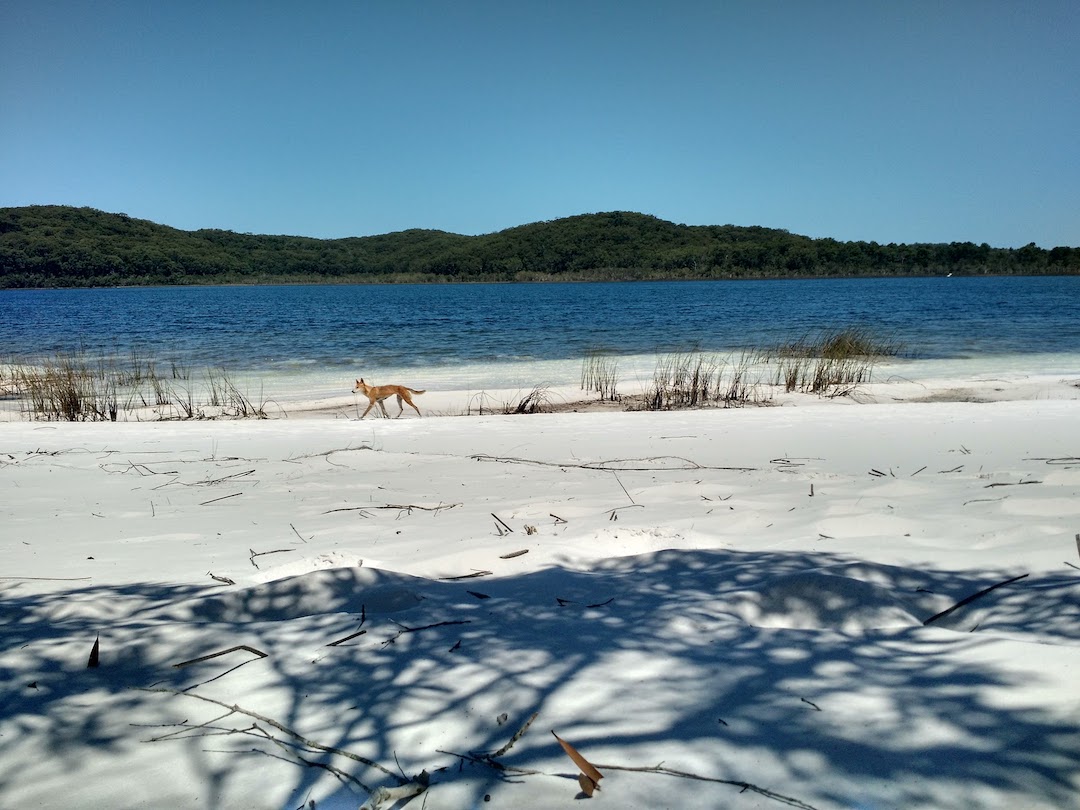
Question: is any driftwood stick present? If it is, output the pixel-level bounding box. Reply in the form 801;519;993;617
923;573;1029;626
491;513;514;533
200;492;242;506
436;749;819;809
376;502;461;513
439;570;492;581
195;469;256;486
607;504;645;521
173;645;268;668
381;620;471;647
246;723;373;793
592;763;822;810
436;749;543;775
248;548;293;569
326;628;368;647
470;453;756;472
489;711;539;759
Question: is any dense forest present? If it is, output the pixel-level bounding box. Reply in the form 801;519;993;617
1;205;1077;288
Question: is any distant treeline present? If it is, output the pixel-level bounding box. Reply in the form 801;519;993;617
1;205;1077;288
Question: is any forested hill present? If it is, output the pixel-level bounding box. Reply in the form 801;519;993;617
1;205;1077;288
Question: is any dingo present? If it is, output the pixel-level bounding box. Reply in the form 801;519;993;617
352;378;425;419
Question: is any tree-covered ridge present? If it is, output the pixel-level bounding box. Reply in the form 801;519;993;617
0;205;1076;288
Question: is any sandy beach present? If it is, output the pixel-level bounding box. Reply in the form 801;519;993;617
3;378;1080;809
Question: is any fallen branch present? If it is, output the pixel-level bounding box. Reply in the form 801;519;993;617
439;570;492;581
471;454;756;472
375;502;460;514
326;628;368;647
322;506;374;516
249;547;293;569
499;549;529;559
173;645;268;668
208;572;235;585
437;749;542;775
593;763;822;810
140;688;402;780
489;712;539;759
607;504;645;521
381;620;471;647
200;492;242;506
923;573;1029;626
194;469;256;486
439;743;820;809
359;773;430;810
491;513;514;534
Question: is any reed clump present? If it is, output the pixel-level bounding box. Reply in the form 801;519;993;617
639;350;768;411
6;352;271;421
766;327;903;395
580;350;620;401
503;386;551;414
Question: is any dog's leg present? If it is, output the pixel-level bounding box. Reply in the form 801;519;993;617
394;394;406;417
360;400;376;419
377;398;391;418
403;395;421;417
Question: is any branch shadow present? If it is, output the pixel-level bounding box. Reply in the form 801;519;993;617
2;549;1078;808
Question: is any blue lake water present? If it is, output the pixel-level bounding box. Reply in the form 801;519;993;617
2;277;1078;395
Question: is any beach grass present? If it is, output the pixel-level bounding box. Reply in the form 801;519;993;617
765;327;904;395
5;352;270;421
638;350;770;411
580;350;620;401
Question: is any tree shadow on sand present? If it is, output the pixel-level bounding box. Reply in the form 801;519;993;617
2;548;1078;808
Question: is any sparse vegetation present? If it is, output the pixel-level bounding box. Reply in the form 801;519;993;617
580;350;620;401
639;351;769;411
4;352;272;421
766;327;904;395
503;386;551;415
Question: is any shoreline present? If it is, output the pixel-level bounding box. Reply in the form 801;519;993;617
3;357;1078;423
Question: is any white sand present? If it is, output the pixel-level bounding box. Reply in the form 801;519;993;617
2;379;1080;809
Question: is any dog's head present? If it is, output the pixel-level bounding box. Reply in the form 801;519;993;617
352;378;368;394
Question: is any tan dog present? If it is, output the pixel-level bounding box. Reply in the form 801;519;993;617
352;378;425;419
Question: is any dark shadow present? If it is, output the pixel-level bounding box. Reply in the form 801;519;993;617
2;549;1078;808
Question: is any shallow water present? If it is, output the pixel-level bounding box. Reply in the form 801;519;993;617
2;277;1078;400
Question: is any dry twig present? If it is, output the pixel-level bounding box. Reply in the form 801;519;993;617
923;573;1029;626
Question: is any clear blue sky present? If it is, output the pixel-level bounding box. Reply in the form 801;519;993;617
2;1;1077;247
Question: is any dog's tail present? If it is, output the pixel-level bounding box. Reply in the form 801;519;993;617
408;388;426;395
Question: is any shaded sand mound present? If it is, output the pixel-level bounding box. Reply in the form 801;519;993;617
173;566;426;623
729;570;923;631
